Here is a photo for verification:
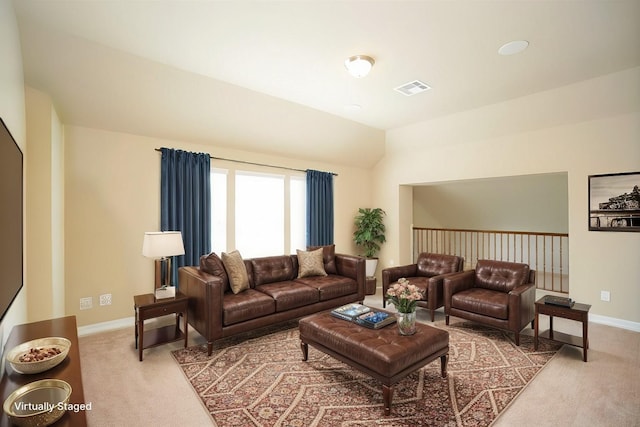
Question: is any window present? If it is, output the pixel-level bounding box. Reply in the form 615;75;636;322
210;169;227;255
236;172;285;257
290;175;306;252
210;168;306;258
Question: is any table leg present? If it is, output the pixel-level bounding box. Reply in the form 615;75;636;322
549;315;554;340
134;308;138;349
183;310;188;348
583;317;588;362
383;384;393;416
138;318;144;362
534;308;539;351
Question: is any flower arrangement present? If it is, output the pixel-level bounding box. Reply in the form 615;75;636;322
385;278;423;313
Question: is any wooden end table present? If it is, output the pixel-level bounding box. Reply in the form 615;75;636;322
134;292;188;361
534;297;591;362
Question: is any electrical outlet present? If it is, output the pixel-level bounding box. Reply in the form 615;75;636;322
600;290;610;302
80;297;92;310
99;294;112;306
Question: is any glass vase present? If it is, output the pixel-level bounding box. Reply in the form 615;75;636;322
397;310;417;335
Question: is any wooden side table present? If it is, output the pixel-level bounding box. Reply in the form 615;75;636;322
134;292;188;361
534;297;591;362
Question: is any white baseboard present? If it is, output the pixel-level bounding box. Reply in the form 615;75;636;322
590;314;640;332
77;316;134;337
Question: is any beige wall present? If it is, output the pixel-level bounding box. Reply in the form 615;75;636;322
63;126;372;326
0;0;27;347
412;173;568;233
25;87;65;322
375;67;640;327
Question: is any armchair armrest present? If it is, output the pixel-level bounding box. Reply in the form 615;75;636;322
426;270;465;300
382;264;418;284
381;264;418;307
443;270;476;311
509;282;537;331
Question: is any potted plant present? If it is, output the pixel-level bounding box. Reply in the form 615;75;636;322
353;207;386;276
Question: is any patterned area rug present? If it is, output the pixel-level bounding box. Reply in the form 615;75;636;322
172;320;561;426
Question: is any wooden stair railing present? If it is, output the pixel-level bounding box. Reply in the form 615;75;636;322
413;227;569;294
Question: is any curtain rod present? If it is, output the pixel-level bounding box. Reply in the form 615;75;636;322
154;148;337;176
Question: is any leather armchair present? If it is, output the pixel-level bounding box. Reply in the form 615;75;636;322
382;253;464;321
443;259;536;346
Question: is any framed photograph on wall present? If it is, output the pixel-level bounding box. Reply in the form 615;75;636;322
588;171;640;232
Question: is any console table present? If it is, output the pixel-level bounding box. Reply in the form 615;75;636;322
534;297;591;362
0;316;87;426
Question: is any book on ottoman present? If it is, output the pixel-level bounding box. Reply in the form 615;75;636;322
355;310;397;329
331;303;370;321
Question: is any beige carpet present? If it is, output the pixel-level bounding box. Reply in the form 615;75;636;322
78;295;640;426
171;320;560;426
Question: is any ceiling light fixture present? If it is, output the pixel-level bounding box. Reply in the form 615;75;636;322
498;40;529;56
344;55;375;78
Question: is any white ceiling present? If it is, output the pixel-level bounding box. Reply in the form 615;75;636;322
13;1;640;168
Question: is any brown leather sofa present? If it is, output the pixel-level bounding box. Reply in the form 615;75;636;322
443;259;536;345
381;253;464;321
179;247;365;356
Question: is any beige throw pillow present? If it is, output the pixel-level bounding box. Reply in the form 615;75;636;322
221;250;250;294
297;248;327;279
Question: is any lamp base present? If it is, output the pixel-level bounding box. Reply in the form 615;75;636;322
154;258;173;289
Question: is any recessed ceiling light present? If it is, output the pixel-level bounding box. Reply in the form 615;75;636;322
498;40;529;56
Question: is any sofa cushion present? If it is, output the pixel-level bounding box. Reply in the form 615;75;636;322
221;250;250;294
417;253;461;277
251;256;295;286
257;281;319;312
475;260;529;293
307;244;337;274
222;289;276;325
199;252;230;292
451;288;509;320
296;275;358;301
297;248;327;278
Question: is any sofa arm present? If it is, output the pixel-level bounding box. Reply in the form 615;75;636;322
443;270;475;311
335;254;366;301
179;266;225;343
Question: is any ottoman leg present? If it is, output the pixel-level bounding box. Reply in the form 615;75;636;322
382;384;394;416
440;354;448;377
300;341;309;361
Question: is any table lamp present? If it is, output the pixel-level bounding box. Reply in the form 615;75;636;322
142;231;185;293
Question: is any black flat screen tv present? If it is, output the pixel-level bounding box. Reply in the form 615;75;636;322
0;118;23;322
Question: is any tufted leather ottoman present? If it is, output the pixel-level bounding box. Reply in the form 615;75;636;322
299;310;449;415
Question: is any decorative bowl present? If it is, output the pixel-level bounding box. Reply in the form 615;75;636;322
2;379;72;427
6;337;71;375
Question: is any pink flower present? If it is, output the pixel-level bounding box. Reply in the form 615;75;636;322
386;278;423;313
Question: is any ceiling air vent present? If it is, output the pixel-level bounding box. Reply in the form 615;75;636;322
394;80;431;96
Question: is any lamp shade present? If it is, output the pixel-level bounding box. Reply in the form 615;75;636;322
142;231;185;258
344;55;375;78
